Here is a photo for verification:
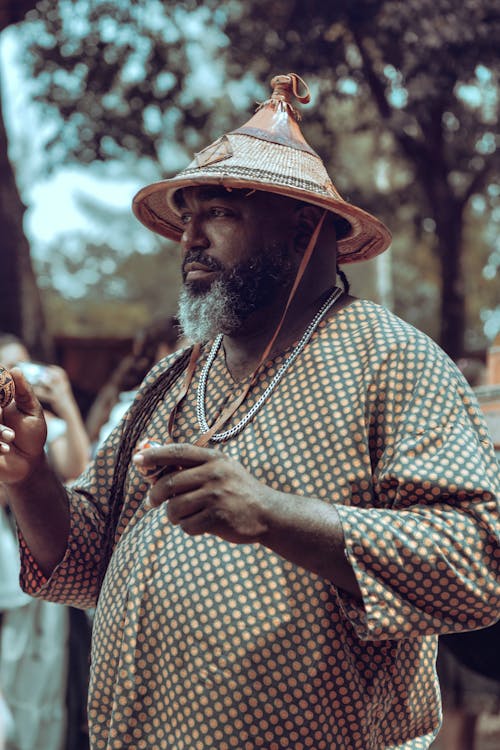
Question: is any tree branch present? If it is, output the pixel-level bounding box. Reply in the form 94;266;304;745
463;162;496;204
347;24;431;168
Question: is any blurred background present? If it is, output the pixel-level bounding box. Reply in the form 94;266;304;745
0;0;498;412
0;4;499;749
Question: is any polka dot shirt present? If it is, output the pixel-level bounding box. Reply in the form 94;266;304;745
20;300;500;749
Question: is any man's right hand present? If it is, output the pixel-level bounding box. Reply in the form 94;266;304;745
0;368;48;485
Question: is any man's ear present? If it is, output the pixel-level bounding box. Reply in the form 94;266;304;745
293;204;324;254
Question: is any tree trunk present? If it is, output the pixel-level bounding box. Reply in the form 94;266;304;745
0;0;53;359
349;32;468;358
0;0;39;30
0;74;51;359
433;201;465;361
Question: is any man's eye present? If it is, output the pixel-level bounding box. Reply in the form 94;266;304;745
210;207;232;218
180;213;192;225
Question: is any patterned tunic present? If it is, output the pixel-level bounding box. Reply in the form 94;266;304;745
20;300;500;750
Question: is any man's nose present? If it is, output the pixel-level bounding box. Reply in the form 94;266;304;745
181;216;210;252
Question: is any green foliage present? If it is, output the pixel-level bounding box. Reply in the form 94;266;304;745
24;0;237;169
20;0;500;353
41;290;148;336
36;236;182;335
223;0;500;217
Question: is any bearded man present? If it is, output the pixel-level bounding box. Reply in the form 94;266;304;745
0;74;498;750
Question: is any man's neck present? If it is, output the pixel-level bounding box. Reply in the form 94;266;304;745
220;285;343;382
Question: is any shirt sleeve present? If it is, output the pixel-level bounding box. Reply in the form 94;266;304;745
19;433;120;609
335;332;500;642
18;352;186;609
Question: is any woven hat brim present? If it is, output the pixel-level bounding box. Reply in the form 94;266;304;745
133;174;391;264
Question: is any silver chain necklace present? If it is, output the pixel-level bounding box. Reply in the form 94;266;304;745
196;286;343;442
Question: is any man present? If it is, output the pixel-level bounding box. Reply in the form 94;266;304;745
0;334;92;750
0;73;498;750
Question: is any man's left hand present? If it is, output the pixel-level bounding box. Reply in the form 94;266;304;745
133;442;273;543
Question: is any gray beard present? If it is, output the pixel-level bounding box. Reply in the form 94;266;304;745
177;279;243;343
177;242;296;344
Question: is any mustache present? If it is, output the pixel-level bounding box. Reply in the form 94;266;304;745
182;251;225;275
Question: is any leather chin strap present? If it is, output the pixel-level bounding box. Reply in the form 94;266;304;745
168;210;327;447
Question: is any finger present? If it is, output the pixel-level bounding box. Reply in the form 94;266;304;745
33;384;54;403
166;490;214;528
47;365;64;378
33;383;50;396
8;369;42;415
134;441;220;474
149;486;208;521
175;504;225;537
0;425;15;450
147;466;206;507
133;440;175;480
152;464;208;497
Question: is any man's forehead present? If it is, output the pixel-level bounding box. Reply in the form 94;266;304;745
173;186;250;209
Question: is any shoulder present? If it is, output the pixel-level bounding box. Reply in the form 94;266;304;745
323;298;444;357
320;299;469;389
135;344;194;393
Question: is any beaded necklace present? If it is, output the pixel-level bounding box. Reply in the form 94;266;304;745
196;286;343;442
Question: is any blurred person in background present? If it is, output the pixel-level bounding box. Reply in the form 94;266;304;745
431;356;500;750
85;315;186;451
0;334;92;750
433;642;500;750
0;507;20;750
0;688;14;750
0;335;90;480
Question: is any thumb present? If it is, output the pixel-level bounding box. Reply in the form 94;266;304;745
10;367;44;416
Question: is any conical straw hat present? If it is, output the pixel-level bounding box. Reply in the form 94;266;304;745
133;73;391;264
